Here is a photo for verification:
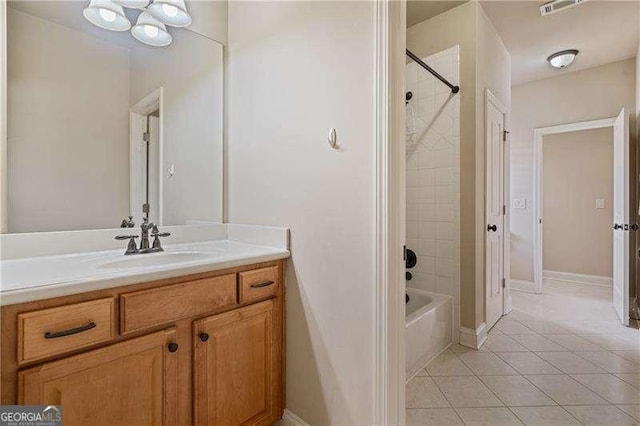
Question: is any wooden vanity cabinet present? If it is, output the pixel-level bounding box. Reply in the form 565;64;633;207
1;260;286;426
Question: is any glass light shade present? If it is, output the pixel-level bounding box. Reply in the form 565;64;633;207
131;11;172;47
547;49;578;69
147;0;192;27
83;0;131;31
113;0;149;9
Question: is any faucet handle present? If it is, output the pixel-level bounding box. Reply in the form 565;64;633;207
151;225;170;238
115;235;139;241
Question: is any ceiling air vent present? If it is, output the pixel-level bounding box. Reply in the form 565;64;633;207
540;0;588;16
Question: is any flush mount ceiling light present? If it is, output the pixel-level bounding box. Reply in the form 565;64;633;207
147;0;192;27
83;0;131;31
547;49;579;69
113;0;149;9
131;11;173;47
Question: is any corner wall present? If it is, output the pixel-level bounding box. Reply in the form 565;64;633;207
226;2;376;424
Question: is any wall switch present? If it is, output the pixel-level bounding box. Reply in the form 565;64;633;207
595;199;606;209
512;198;527;209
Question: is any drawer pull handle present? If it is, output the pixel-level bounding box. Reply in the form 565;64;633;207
44;322;96;339
199;332;209;342
168;342;179;353
250;281;274;289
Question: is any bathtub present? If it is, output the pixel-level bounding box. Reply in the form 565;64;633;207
406;288;453;380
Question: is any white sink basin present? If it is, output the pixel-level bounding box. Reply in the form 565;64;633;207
99;251;214;269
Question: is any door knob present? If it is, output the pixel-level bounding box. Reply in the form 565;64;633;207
199;332;209;342
632;224;639;231
613;224;623;230
487;224;497;232
167;342;179;353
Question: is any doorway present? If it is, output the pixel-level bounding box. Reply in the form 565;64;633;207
532;113;630;325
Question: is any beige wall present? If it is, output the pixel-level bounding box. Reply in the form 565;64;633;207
511;59;636;283
542;128;613;277
7;8;130;232
408;2;511;329
129;31;223;226
226;2;376;424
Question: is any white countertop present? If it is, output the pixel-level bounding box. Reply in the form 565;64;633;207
0;239;290;306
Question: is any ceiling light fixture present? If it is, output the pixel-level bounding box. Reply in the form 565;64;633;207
547;49;579;69
147;0;192;27
83;0;131;31
131;11;173;47
113;0;149;9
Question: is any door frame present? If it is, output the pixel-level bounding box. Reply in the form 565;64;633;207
130;87;164;226
374;0;405;425
532;117;617;294
485;89;510;324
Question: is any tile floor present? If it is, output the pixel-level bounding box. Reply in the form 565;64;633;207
406;281;640;425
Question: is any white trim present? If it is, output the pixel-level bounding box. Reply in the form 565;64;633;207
282;409;310;426
459;322;487;350
543;270;613;287
129;87;164;226
533;116;617;294
374;1;405;425
510;279;537;293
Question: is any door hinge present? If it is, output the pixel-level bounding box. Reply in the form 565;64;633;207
503;130;510;142
502;205;506;215
403;245;407;261
502;278;506;288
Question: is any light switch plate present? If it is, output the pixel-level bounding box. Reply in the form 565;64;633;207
595;199;605;209
512;198;527;209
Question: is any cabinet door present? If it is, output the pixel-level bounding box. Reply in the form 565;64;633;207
193;299;282;426
19;328;178;426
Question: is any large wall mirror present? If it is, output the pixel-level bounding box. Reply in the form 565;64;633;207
5;0;223;233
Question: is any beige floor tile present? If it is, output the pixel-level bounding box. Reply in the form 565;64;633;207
510;406;580;425
563;405;637;425
484;335;529;352
576;351;640;373
478;375;555;406
524;375;608;405
457;352;518;375
507;309;537;323
496;319;536;335
510;334;566;352
522;320;571;334
614;351;640;365
406;408;463;426
616;404;640;421
615;373;640;388
495;352;563;375
536;351;606;374
426;350;473;376
433;376;503;408
406;377;450;408
414;368;429;377
449;343;490;354
455;407;523;425
544;334;605;351
571;374;640;404
580;334;640;351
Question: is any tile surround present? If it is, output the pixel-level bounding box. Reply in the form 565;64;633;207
405;46;461;339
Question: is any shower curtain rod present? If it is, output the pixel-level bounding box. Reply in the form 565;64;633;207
406;49;460;94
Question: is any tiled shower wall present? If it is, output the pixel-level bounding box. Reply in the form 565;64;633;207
405;46;460;340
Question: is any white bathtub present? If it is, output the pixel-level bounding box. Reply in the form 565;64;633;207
405;288;452;380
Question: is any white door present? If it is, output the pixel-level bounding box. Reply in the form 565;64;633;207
613;109;630;326
485;92;506;330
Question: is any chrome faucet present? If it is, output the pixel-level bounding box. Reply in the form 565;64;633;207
115;218;171;255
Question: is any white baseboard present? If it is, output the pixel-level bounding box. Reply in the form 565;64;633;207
459;322;487;350
543;270;612;287
505;294;513;314
510;279;537;293
282;409;309;426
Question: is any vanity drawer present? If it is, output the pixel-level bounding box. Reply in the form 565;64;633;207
120;274;237;334
239;266;279;303
17;297;116;364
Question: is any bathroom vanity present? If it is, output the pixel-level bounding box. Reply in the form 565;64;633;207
0;228;289;426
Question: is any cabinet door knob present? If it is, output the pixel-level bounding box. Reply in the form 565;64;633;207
168;342;179;353
487;224;498;232
199;332;209;342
